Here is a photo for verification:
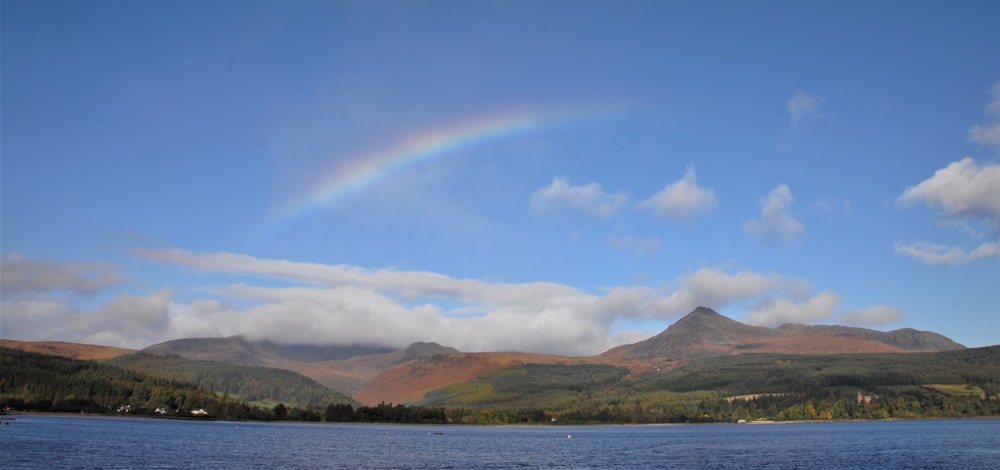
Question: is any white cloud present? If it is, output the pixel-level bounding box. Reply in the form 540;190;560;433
530;177;628;217
640;164;718;219
746;297;905;327
968;82;1000;150
665;268;792;313
608;235;661;253
744;184;805;241
595;268;809;321
80;290;173;347
897;157;1000;227
0;288;172;349
134;248;587;308
745;291;841;326
894;240;999;265
787;91;825;127
0;294;80;340
838;305;905;326
1;250;905;355
895;157;1000;265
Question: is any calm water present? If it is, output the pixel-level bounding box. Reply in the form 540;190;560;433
2;415;998;469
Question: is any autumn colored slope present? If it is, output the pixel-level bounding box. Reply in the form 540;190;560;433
0;339;134;360
354;352;652;406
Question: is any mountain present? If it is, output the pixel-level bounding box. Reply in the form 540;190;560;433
142;336;394;366
0;339;354;407
354;307;968;405
600;307;965;361
298;342;461;395
141;336;458;396
773;324;963;352
4;307;971;407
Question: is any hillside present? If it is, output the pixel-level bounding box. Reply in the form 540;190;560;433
635;346;1000;395
0;347;272;419
0;339;134;360
1;339;354;407
106;353;354;408
295;342;460;395
354;352;649;406
402;346;1000;423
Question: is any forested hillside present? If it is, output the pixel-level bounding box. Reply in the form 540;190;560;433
0;347;270;419
106;353;353;407
636;346;1000;394
416;346;1000;424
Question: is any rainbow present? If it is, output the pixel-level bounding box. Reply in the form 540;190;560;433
259;108;615;239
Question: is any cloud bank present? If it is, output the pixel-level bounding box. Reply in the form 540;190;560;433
0;250;906;355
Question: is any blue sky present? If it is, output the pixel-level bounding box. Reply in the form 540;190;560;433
2;0;998;355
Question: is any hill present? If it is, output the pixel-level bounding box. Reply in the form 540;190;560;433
106;353;354;408
600;307;964;361
142;337;458;396
0;347;272;419
1;339;355;407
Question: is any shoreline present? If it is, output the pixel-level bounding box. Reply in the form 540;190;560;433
7;410;999;426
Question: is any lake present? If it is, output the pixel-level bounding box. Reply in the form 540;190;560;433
2;415;998;469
